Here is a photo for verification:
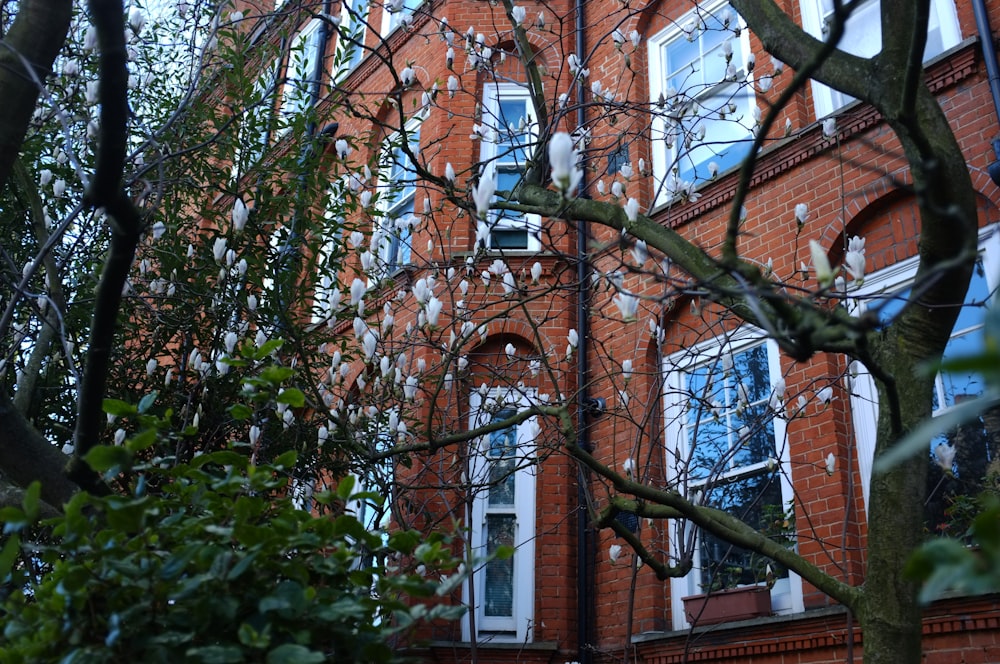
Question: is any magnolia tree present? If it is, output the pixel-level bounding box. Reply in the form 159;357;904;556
290;2;983;664
0;0;989;663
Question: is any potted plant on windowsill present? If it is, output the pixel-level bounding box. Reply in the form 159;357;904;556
682;504;795;626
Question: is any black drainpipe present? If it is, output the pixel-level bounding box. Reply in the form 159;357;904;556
973;0;1000;186
574;0;594;660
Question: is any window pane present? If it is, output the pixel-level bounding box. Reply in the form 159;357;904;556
700;470;789;589
686;343;776;476
491;228;529;250
675;84;753;183
484;514;515;617
866;255;994;536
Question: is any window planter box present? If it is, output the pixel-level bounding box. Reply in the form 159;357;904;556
682;586;772;626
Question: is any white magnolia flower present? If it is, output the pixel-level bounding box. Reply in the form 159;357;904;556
933;442;956;474
425;296;443;327
822;117;837;138
624;197;640;223
844;235;866;283
630;238;648;265
413;277;432;303
53;179;66;198
400;67;415;86
473;172;495;219
502;271;517;296
505;343;517;359
795;394;808;415
212;237;227;263
609;544;622;563
249;425;261;446
613;292;639;320
794;202;809;225
530;261;542;283
548;132;581;195
232;198;249;232
335;139;351;159
151;221;166;240
145;358;157;376
350;278;366;306
816;386;834;405
622;359;633;382
224;331;239;354
128;7;146;33
39;169;53;186
362;329;378;360
825;452;836;476
809;240;834;287
568;329;579;348
623;457;635;477
511;5;526;25
404;375;419;400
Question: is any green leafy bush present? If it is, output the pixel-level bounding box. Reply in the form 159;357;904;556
0;450;463;663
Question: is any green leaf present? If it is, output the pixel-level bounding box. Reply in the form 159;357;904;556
238;622;270;649
84;445;133;474
273;450;297;469
126;429;158;453
137;391;158;414
21;481;41;522
0;507;28;534
191;450;249;469
336;474;356;501
184;645;244;663
0;534;21;579
255;339;285;358
103;398;137;417
260;366;294;385
276;388;305;407
228;404;253;420
161;544;200;580
493;544;514;560
226;552;258;581
266;644;325;664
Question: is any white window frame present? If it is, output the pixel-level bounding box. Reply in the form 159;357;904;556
799;0;961;118
849;224;1000;512
278;18;324;133
479;83;542;252
372;118;422;276
335;0;369;80
462;388;537;643
647;1;755;202
379;0;423;35
663;331;802;630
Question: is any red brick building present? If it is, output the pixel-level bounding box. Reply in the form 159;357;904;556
231;0;1000;661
